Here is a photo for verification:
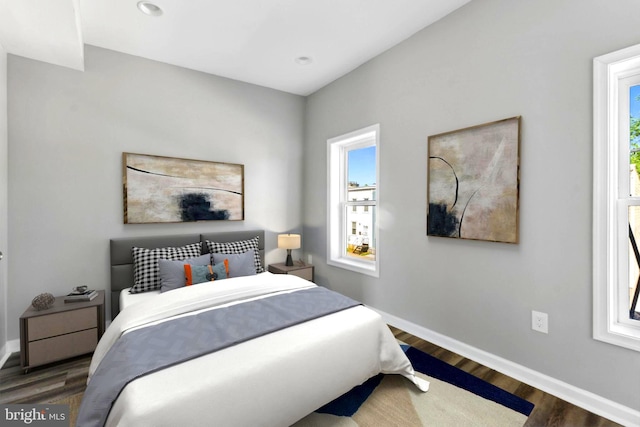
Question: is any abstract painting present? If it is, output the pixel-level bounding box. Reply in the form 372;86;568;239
123;153;244;224
427;117;520;243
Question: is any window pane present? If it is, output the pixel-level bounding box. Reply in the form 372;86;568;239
346;145;376;262
345;205;376;261
347;146;376;196
628;205;640;321
629;85;640;196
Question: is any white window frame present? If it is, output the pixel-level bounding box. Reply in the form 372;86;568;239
593;43;640;352
327;124;380;277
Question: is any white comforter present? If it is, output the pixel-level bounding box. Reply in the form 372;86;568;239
89;273;428;427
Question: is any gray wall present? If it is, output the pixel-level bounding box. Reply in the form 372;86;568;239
7;45;305;338
4;0;639;414
0;44;7;354
304;0;640;411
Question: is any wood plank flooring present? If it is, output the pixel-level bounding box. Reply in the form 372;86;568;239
0;328;623;426
0;352;90;405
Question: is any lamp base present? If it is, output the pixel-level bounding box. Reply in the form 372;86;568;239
285;249;294;266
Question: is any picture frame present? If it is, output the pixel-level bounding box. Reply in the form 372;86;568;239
427;116;521;243
123;152;244;224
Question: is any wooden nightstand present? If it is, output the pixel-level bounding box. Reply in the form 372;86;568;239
19;290;105;373
268;262;314;282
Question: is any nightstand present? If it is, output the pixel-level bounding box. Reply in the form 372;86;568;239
268;262;314;282
19;290;105;373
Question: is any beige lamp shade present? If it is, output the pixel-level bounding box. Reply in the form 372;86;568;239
278;234;301;266
278;234;301;249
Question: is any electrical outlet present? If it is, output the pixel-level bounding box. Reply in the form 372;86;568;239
307;254;313;265
532;310;548;334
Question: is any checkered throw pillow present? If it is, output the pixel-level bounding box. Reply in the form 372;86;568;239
206;236;264;274
131;243;202;293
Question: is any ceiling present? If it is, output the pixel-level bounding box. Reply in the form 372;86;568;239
0;0;470;96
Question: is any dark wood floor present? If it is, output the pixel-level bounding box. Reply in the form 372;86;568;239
0;328;623;427
0;352;90;405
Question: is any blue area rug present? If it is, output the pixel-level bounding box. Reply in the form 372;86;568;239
316;345;534;419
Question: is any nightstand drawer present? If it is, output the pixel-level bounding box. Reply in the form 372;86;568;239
289;268;313;281
27;306;97;341
27;328;98;366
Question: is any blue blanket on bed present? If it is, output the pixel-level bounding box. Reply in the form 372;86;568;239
76;286;360;427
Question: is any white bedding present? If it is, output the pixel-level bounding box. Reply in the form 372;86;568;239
91;273;428;427
119;287;160;311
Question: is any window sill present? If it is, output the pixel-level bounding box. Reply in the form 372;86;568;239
593;326;640;352
327;256;379;278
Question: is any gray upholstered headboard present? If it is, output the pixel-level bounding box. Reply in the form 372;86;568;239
109;230;265;320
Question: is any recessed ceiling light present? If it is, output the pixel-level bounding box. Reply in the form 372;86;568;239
295;56;313;66
137;1;163;16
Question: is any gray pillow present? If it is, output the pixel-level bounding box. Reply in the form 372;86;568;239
158;254;211;293
206;237;264;273
211;250;256;278
131;242;202;293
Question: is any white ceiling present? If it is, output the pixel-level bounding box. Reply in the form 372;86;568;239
0;0;470;95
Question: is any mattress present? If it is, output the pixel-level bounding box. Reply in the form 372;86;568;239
84;273;428;427
119;287;160;311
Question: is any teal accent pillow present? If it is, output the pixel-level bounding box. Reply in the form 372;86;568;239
190;265;213;284
211;262;228;281
191;263;227;284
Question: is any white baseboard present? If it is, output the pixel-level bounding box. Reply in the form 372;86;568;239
0;339;19;369
0;346;9;369
376;308;640;427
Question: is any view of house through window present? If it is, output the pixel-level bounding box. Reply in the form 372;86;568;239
328;124;379;277
628;84;640;321
346;146;376;260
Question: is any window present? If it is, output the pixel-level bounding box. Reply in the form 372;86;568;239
593;43;640;352
328;124;379;277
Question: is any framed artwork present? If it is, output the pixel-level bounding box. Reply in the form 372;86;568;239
427;116;521;243
123;153;244;224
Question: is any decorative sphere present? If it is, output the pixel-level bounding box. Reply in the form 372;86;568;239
32;293;55;311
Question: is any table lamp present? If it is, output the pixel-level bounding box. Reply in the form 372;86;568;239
278;233;301;266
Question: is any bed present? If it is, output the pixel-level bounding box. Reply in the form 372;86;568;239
78;230;428;427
